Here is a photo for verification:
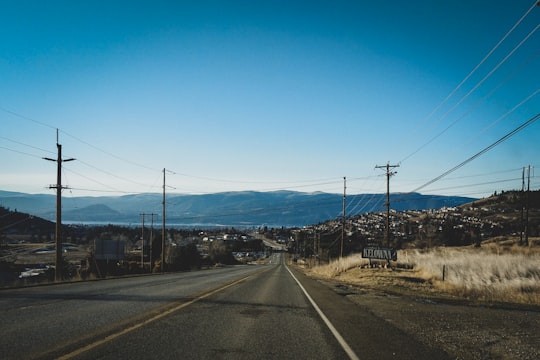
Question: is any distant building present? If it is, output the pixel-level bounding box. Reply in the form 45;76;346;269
94;239;126;260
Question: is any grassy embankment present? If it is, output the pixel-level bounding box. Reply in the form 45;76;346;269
304;237;540;306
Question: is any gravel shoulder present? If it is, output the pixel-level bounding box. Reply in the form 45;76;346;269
301;266;540;360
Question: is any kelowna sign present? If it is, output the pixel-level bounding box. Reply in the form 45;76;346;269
362;247;397;261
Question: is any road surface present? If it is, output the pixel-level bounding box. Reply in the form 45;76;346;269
1;253;450;359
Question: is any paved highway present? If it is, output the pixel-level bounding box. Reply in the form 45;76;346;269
0;253;448;359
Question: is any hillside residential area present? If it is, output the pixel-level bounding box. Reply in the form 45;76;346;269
291;190;539;260
0;190;537;287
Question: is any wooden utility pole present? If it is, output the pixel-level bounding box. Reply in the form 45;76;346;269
341;176;346;258
376;163;399;247
140;213;145;267
520;165;531;246
525;165;531;246
43;130;75;281
150;213;155;271
520;166;525;245
317;231;321;265
140;213;157;271
161;168;166;273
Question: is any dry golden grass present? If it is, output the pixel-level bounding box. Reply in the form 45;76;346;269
304;238;540;306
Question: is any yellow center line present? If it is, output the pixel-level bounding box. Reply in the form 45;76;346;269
58;266;272;360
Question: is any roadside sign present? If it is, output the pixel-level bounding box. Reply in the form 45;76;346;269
362;246;397;261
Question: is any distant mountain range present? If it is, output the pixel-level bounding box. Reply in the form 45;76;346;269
0;190;476;227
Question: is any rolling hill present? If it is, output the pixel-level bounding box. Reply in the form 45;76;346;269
0;190;476;227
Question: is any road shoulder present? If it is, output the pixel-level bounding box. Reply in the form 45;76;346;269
290;264;540;359
287;265;451;360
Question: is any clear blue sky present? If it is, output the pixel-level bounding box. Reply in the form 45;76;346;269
2;0;539;198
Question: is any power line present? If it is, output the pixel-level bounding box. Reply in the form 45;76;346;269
67;187;144;195
72;158;158;189
399;2;539;164
427;0;538;123
344;173;384;216
0;136;55;155
400;25;540;165
0;145;44;159
406;167;525;183
60;129;163;174
400;50;540;164
469;88;540;140
410;112;540;194
2;133;344;196
0;106;57;130
402;178;521;196
0;105;164;174
1;105;352;194
63;168;129;195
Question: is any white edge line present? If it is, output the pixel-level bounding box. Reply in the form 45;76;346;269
285;265;360;360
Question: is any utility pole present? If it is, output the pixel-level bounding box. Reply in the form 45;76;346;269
140;213;145;268
150;213;155;272
376;162;399;247
341;176;346;258
525;165;531;246
140;213;157;271
161;168;166;273
313;230;317;259
317;231;320;265
520;165;531;246
43;130;75;282
520;167;525;246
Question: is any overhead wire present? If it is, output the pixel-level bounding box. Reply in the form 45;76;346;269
409;112;540;194
2;105;351;196
60;129;163;174
0;106;166;189
400;22;540;165
422;87;540;171
387;2;540;204
0;118;346;197
400;49;540;164
345;173;385;216
315;167;538;218
398;0;539;152
0;136;55;155
0;145;44;159
0;131;162;195
416;177;522;194
0;106;57;131
2;104;170;175
2;3;539;219
63;167;132;195
348;192;386;216
73;158;158;189
469;87;540;139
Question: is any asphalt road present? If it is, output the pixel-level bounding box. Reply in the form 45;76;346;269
0;253;449;360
